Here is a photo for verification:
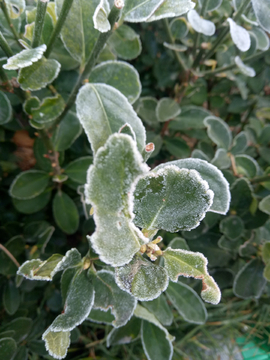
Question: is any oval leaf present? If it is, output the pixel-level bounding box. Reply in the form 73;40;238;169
204;116;232;150
187;10;215;36
52;111;81;151
235;56;256;77
0;338;17;360
147;0;195;22
156;98;181;122
228;18;251;52
0;91;12;125
42;330;70;360
64;157;92;184
252;0;270;33
53;192;79;235
259;195;270;215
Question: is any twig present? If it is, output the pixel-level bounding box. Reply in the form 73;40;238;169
0;0;22;47
32;0;48;48
0;30;13;57
0;243;20;267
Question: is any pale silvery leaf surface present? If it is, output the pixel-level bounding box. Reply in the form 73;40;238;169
55;0;99;65
42;330;70;360
142;293;173;326
17;248;81;281
230;131;248;155
121;0;164;22
187;10;215;36
133;165;214;232
235;56;256;77
235;154;260;178
115;256;169;301
89;61;141;104
134;304;175;342
166;281;207;324
93;0;111;33
163;42;187;52
251;0;270;33
155;158;231;215
156;98;181;122
227;18;251;52
259;195;270;215
147;0;195;22
163;247;221;304
198;0;222;12
119;123;136;142
50;269;94;331
86;134;148;267
204;116;232;150
3;44;46;70
76;83;146;154
252;27;270;51
211;149;231;170
92;270;137;327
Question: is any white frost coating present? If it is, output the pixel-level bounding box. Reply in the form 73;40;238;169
118;122;137;142
187;10;216;36
227;18;251;52
122;0;164;23
42;329;70;360
235;56;256;77
204;116;232;150
155;158;231;215
3;44;46;70
252;27;270;51
93;0;111;33
251;0;270;33
211;148;231;170
147;0;195;22
134;304;175;342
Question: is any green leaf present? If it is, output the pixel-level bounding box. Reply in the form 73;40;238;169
12;346;28;360
18;58;61;91
25;8;54;45
5;0;25;19
64;157;92;184
220;215;244;240
42;330;70;360
142;293;173;326
166;281;207;324
156;98;181;122
259;195;270;215
147;0;195;22
187;10;215;36
17;248;81;281
235;56;256;77
0;236;24;276
262;242;270;263
252;27;269;51
85;134;148;266
92;270;137;327
168;237;189;250
3;279;20;315
141;321;173;360
198;0;222;11
211;149;231;169
204;116;232;150
51;111;81;151
1;318;32;343
121;0;164;22
3;45;46;70
0;338;17;360
76;83;146;154
156;158;230;215
169;105;211;131
89;60;141;104
134;304;174;342
31;94;65;124
107;25;142;60
134;165;213;232
88;308;115;325
170;17;189;39
116;256;169;301
233;259;266;299
230;178;253;216
137;97;159;128
53;191;79;235
12;189;51;214
56;0;99;66
235;154;259;178
163;42;187;52
0;91;12;125
93;0;110;33
163;247;221;304
252;0;270;33
9;170;50;200
106;317;141;346
49;269;94;331
230;131;248;155
164;137;190;158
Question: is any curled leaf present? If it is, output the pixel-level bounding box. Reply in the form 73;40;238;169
3;44;46;70
187;9;215;36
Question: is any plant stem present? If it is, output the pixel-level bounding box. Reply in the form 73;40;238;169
0;64;12;91
44;0;74;58
162;18;188;71
49;4;122;132
192;0;210;58
199;50;266;76
0;0;21;47
203;0;251;61
0;243;20;267
251;174;270;184
32;0;48;48
0;30;13;57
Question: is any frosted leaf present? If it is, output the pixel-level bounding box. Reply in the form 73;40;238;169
50;269;94;332
42;329;70;360
187;10;215;36
106;317;141;346
163;42;187;52
235;56;256;77
147;0;195;22
230;131;248;155
251;0;270;33
93;0;111;33
115;256;169;301
211;149;231;170
92;270;137;327
3;44;46;70
17;249;82;281
259;195;270;215
156;98;181;122
134;304;175;342
121;0;164;22
227;18;251;52
119;123;136;142
76;83;146;154
142;293;173;326
163;247;221;304
235;154;260;178
86;134;149;267
154;158;230;215
204;116;232;150
252;27;270;51
133;165;214;232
